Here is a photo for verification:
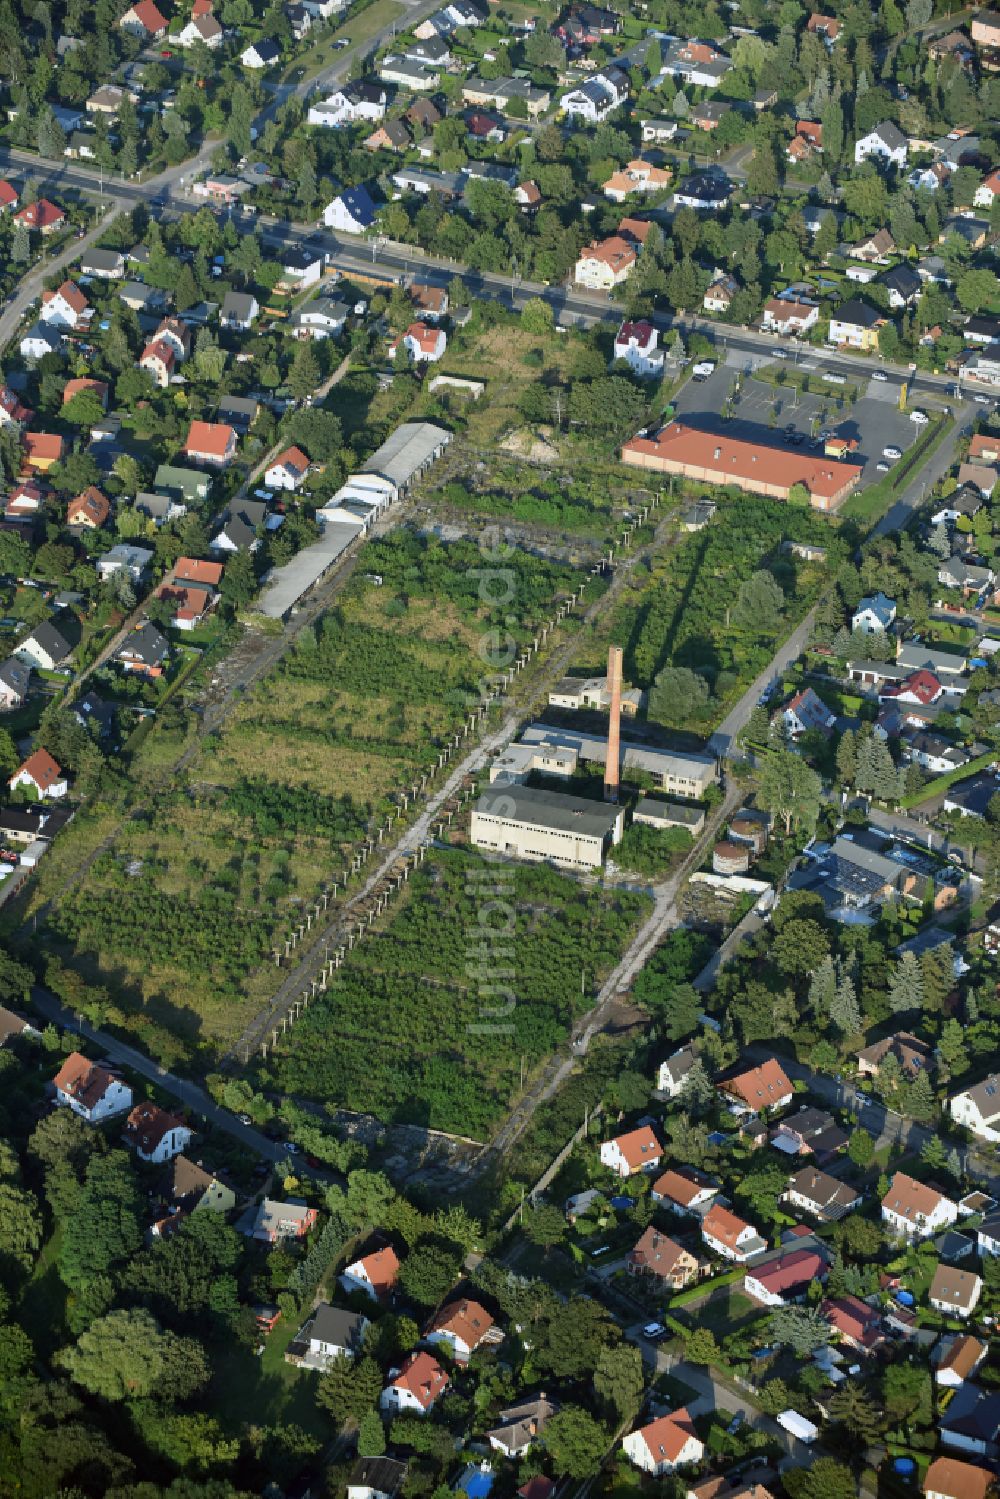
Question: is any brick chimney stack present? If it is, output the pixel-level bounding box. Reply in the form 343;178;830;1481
604;644;623;803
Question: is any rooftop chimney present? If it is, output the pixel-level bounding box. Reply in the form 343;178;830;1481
605;644;623;803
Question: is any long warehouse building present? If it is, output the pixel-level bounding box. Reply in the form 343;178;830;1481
471;785;624;871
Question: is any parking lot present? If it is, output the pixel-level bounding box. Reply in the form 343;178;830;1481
670;362;923;485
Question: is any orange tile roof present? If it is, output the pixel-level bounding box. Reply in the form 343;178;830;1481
271;445;310;476
702;1202;753;1250
53;1051;119;1110
184;420;236;459
425;1297;493;1349
174;557;223;587
63;377;108;406
16;198;64;229
621;422;863;504
23;432;65;464
938;1333;986;1379
0;181;17;207
882;1170;951;1224
125;1101;185;1153
652;1167;711;1207
13;747;63;790
44;280;88;314
923;1456;994;1499
128;0;168;29
140;339;176;370
68;486;110;526
632;1408;699;1465
629;1227;692;1278
353;1245;400;1294
719;1059;793;1109
580;235;638;273
390;1350;448;1409
607;1124;661;1171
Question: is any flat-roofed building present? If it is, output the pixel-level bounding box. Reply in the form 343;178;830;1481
519;723;718;798
471;785;624;870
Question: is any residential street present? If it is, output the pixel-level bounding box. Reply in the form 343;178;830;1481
0;198;125;350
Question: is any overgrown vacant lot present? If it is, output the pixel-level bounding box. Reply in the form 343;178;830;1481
41;531;584;1063
260;847;651;1138
570;495;844;732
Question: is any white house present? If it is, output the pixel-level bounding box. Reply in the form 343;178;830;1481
53;1051;133;1122
124;1102;193;1164
380;1352;449;1416
651;1167;718;1215
323;185;379;234
600;1125;662;1178
309;80;387;127
0;657;30;710
854;120;908;168
929;1264;983;1321
853;591;896;633
622;1410;703;1475
657;1044;697;1098
561;67;628;124
423;1299;494;1363
701;1202;767;1261
614;319;665;377
762;297;819;336
41;280;90;329
978;1213;1000;1257
781;686;837;739
241;37;281;68
305;1304;370;1367
881;1172;959;1239
265;446;311;491
15;621;73;672
10;748;68;800
949;1076;1000;1143
339;1245;401;1300
974;169;1000;210
177;13;223;46
21;323;63;359
389;322;446;363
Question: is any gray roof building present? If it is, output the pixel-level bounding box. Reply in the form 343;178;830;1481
359;421;452;494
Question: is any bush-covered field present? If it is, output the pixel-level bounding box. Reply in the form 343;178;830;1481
37;531;586;1062
572;496;842;731
261;848;651;1137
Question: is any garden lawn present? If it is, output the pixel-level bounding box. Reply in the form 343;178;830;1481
210;1315;327;1443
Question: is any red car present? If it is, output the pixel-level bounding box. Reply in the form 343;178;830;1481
160;48;172;57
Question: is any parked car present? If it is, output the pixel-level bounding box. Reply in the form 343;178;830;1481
883;445;902;460
643;1322;667;1340
872;370;888;381
910;409;929;424
876;461;889;472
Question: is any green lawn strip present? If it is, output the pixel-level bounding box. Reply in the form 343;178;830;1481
17;1226;68;1358
210;1313;328;1441
900;748;997;809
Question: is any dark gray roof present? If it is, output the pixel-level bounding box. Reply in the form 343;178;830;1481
475;784;621;839
834;298;881;328
0;657;30;695
119;622;169;667
23;620;74;662
348;1458;407;1498
310;1303;368;1351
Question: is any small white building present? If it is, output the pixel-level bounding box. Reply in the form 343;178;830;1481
622;1410;703;1475
701;1202;767;1261
881;1172;959;1240
323;185;379;235
423;1299;494;1363
380;1352;448;1416
854;120;908;168
340;1245;401;1300
600;1124;662;1178
613;319;664;378
53;1051;133;1122
265;446;311;491
304;1304;370;1368
852;592;896;634
929;1264;983;1321
657;1044;697;1098
124;1102;193;1164
949;1076;1000;1143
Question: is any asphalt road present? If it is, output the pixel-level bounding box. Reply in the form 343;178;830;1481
29;984;290;1163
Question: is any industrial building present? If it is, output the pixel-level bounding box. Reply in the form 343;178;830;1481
518;723;717;798
471;785;624;870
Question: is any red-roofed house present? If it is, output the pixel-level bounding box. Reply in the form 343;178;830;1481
10;747;68;799
380;1351;449;1415
140;339;176;389
124;1101;193;1163
389;322;447;363
744;1247;826;1306
701;1202;767;1262
0;385;32;429
0;180;18;210
762;297;819;335
575;235;638;290
265;446;311;491
651;1167;718;1214
621;422;862;511
968;434;1000;464
16;199;65;234
53;1051;133;1121
781;687;837;739
600;1124;663;1178
717;1060;794;1114
155;582;214;630
63;377;109;410
975;169;1000;210
787;120;823;161
183;420;238;467
879;669;944;706
622;1409;703;1474
821;1294;885;1352
174;557;224;588
41;280;90;329
340;1245;401;1299
423;1298;495;1362
614;319;665;377
882;1171;959;1239
23;433;65;472
5;480;44;521
924;1456;996;1499
120;0;169;37
807;12;841;42
67;486;110;529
